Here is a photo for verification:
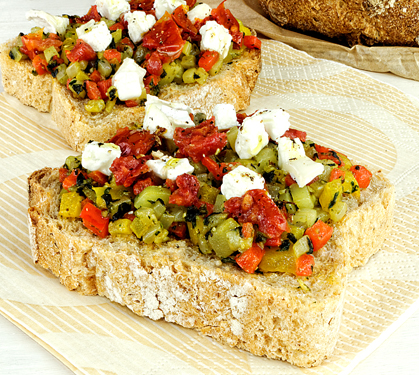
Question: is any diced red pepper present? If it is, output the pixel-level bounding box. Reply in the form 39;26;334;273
201;156;237;181
66;39;97;62
168;222;188;239
85;81;102;100
165;178;177;192
172;5;198;39
104;49;122;63
21;29;62;56
295;254;315;276
89;69;103;83
315;144;344;166
62;169;79;190
241;222;254;239
305;220;333;252
265;237;281;247
329;168;345;183
59;168;69;183
109;22;125;31
198;50;219;72
284;174;296;187
125;99;139;107
235;244;265;273
32;55;48;75
97;79;113;100
146;51;163;76
87;170;108;186
350;165;372;188
80;202;109;238
243;35;261;49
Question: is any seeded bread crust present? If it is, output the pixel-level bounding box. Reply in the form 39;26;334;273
27;167;394;367
0;37;261;152
258;0;419;47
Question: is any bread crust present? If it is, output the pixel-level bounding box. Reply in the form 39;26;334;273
0;38;261;152
258;0;419;47
27;167;394;367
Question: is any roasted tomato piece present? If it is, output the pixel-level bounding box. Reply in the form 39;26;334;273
201;156;237;181
172;5;198;38
282;128;307;142
169;173;200;207
210;1;242;46
110;156;150;187
133;177;155;195
224;189;289;239
85;81;102;100
109;127;156;157
168;221;188;239
97;78;113;100
146;51;163;76
104;49;122;63
77;5;101;23
66;39;97;62
174;118;227;162
142;12;185;60
198;50;219;72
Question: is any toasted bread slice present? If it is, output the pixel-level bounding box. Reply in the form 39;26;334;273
27;167;394;367
0;38;261;152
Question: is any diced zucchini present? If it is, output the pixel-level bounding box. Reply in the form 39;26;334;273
134;186;171;209
292;235;313;258
227;126;238;152
208;218;240;258
290;184;314;209
292;208;317;229
213;194;226;213
329;200;348;222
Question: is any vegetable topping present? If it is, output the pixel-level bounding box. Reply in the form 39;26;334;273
13;0;261;113
57;100;373;278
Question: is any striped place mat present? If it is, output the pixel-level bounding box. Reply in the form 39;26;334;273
1;40;419;375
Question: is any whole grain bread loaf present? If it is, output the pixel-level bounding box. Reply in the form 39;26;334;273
258;0;419;47
27;167;394;367
0;38;261;152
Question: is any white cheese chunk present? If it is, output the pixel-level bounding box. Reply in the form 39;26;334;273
199;20;232;60
213;103;238;130
143;95;195;139
252;109;291;141
82;141;121;176
277;137;324;187
124;11;156;44
143;103;175;139
76;20;113;52
286;157;325;188
221;165;265;200
26;10;69;36
95;0;130;21
187;3;212;23
154;0;187;19
277;137;305;168
146;156;194;180
112;58;146;100
235;116;269;159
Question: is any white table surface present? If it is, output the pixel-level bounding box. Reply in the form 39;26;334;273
1;1;419;374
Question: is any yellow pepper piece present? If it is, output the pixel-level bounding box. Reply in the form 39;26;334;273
59;191;83;218
319;179;343;212
108;219;133;236
93;187;109;209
